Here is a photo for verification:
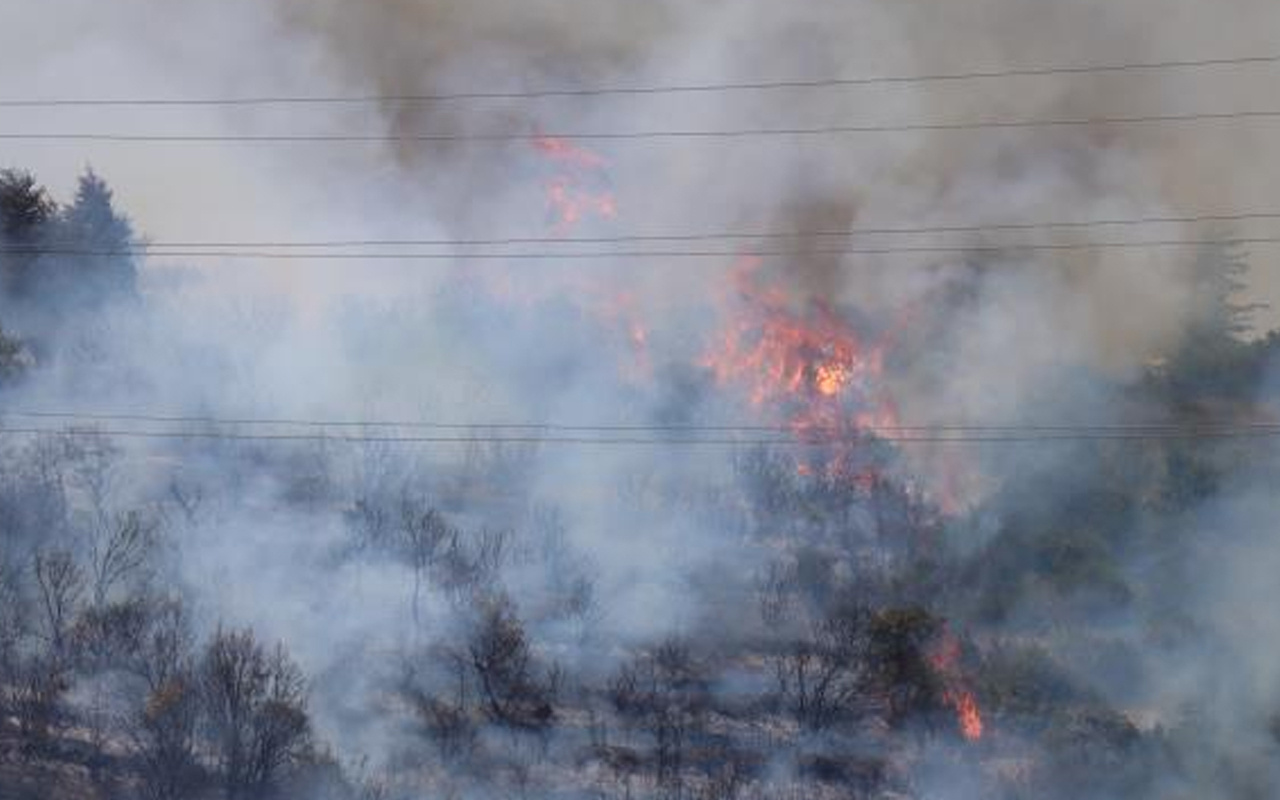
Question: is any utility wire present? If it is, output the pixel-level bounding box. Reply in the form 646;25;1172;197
4;109;1280;144
6;410;1279;436
117;211;1280;249
1;53;1277;106
3;236;1277;261
0;426;1277;444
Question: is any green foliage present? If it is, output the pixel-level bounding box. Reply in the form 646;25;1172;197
0;169;54;240
0;167;137;332
0;168;56;300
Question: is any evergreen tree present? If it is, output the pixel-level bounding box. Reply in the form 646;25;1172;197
61;168;135;296
0;168;55;298
60;168;137;299
1187;237;1260;343
1157;237;1270;398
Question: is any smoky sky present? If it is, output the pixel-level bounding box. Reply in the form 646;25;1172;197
2;3;1280;794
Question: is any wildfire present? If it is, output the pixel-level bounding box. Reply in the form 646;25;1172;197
814;362;853;397
702;258;899;480
948;689;985;741
532;135;618;232
928;629;985;742
532;135;609;170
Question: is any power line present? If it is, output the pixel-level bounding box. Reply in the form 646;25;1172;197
7;410;1279;436
3;236;1277;261
124;211;1280;249
1;413;1278;445
2;53;1278;107
0;426;1276;444
4;109;1280;144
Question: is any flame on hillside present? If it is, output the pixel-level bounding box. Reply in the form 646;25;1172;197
702;258;900;482
532;136;618;232
929;629;985;742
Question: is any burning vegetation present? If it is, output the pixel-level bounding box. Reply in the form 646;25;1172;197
4;139;1280;800
5;1;1280;798
533;135;619;232
703;257;901;485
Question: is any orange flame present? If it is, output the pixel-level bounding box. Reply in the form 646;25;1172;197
948;689;985;741
928;629;985;742
702;258;899;481
532;136;618;233
532;135;609;170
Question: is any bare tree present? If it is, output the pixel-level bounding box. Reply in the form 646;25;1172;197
436;526;510;602
756;561;797;631
468;596;555;730
200;627;312;798
610;639;709;794
404;671;477;761
0;557;28;722
16;548;85;747
471;528;510;585
771;603;872;729
32;548;83;658
73;595;150;671
533;517;604;640
401;644;483;761
344;496;394;554
559;572;603;641
87;509;159;606
134;672;203;800
167;476;204;527
136;597;193;692
128;598;202;800
400;498;452;626
0;437;71;556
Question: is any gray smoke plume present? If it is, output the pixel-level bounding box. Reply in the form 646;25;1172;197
2;0;1280;796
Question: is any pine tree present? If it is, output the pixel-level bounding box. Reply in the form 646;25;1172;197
1158;236;1271;399
0;169;56;298
60;168;137;301
1188;237;1260;343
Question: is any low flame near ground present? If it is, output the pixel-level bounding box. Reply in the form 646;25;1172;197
929;629;986;741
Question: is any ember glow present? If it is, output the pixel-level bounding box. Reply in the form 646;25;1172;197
703;258;900;480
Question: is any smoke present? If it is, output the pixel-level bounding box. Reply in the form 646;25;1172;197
3;0;1280;795
262;0;1280;448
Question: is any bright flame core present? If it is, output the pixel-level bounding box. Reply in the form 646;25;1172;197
702;259;899;481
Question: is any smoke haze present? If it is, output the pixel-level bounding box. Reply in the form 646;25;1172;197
2;1;1280;798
